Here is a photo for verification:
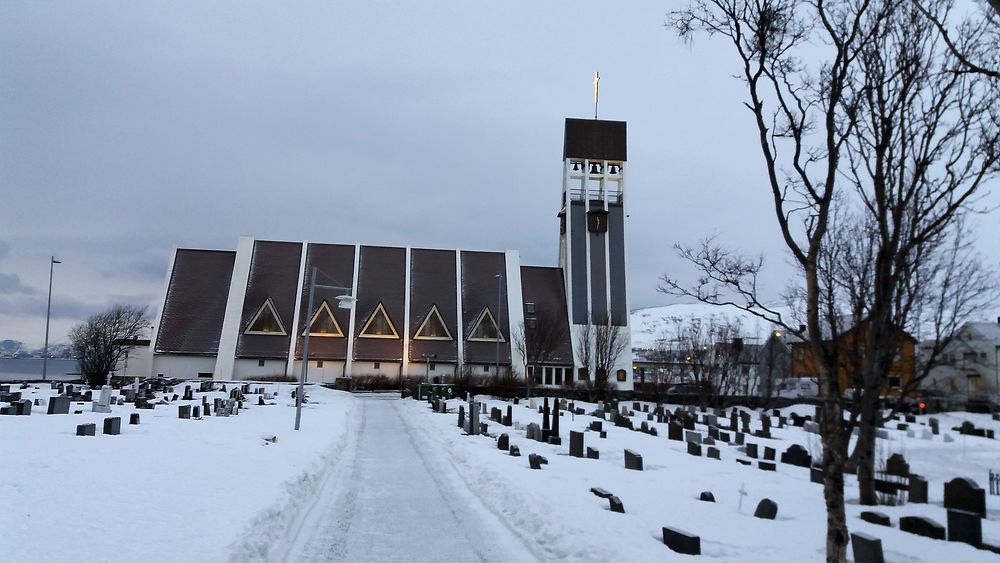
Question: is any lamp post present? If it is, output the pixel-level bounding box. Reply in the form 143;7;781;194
495;273;503;380
42;256;61;382
295;266;354;431
994;345;999;396
422;353;436;384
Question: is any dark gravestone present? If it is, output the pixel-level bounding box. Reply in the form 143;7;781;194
458;405;465;428
811;467;825;484
899;516;945;540
47;396;71;415
736;459;751;466
497;433;509;451
76;423;96;436
192;406;200;418
589;420;603;432
14;399;31;415
668;422;683;441
780;444;811;468
929;417;940;434
758;461;776;472
569;431;584;458
885;453;909;477
944;477;986;518
547;435;562;446
480;422;489;435
509;445;521;457
699;491;715;502
203;403;211;416
129;412;140;425
735;432;745;445
542;398;551;438
746;443;758;459
624;449;643;471
763;446;775;461
687;441;702;457
590;487;613;499
850;532;885;563
586;447;599;459
754;498;778;519
947;509;982;547
860;511;891;527
719;431;730;443
503;405;512;426
528;454;545;470
178;405;191;419
708;425;719;440
103;417;121;435
685;431;702;444
608;496;625;513
909;475;928;504
707;447;720;460
662;527;701;555
599;431;607;439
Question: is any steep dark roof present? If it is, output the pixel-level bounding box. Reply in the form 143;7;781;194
155;249;235;355
236;240;303;359
520;266;573;364
461;251;511;364
294;243;356;361
409;249;458;362
353;245;406;362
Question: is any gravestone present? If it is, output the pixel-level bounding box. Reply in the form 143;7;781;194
944;477;986;518
103;416;121;435
735;432;745;445
909;475;928;504
542;398;551;440
850;532;885;563
92;385;113;414
497;433;509;451
885;453;909;477
730;410;738;431
258;395;265;406
929;417;939;434
662;527;700;555
76;423;96;436
781;444;811;468
526;423;541;442
687;441;702;457
899;516;945;540
178;405;191;419
803;421;820;434
129;413;140;425
551;400;561;439
458;404;465;428
811;466;825;484
589;420;603;432
528;454;545;470
719;431;731;443
746;443;758;459
707;447;720;460
763;446;775;461
699;491;715;502
736;459;751;466
192;406;200;418
608;496;625;513
708;425;719;440
947;509;982;547
668;422;683;441
586;447;599;459
624;449;643;471
47;396;70;415
757;414;771;438
685;431;702;445
509;445;521;457
702;436;716;446
590;487;612;498
754;498;778;519
503;405;512;427
758;461;776;472
860;511;891;526
569;431;584;458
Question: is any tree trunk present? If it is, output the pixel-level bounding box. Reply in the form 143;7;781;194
853;387;881;505
820;394;850;562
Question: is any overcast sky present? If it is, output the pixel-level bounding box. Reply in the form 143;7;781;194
2;1;998;349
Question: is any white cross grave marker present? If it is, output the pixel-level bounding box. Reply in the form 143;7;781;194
738;482;748;513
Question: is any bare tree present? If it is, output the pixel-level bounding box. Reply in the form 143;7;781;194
514;308;570;398
665;1;999;558
576;320;628;401
666;315;748;406
69;304;148;387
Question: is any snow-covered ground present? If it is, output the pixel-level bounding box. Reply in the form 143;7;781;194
4;382;1000;562
1;383;356;563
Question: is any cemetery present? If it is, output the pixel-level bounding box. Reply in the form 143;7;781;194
2;380;999;562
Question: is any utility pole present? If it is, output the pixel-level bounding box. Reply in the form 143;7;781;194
42;256;61;381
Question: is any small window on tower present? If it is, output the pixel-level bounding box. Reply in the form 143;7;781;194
525;302;536;315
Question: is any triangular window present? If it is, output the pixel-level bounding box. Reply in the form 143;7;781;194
245;299;287;335
414;305;453;340
302;300;344;337
467;307;505;342
359;302;399;339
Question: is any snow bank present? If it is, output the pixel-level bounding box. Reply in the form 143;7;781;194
0;383;355;563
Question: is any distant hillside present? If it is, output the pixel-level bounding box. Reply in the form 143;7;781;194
630;303;792;350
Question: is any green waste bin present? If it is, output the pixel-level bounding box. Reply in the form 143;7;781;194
418;383;456;400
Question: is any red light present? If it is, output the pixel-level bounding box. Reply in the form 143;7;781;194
919;402;926;409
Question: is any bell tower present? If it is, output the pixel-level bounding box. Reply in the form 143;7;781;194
558;118;632;388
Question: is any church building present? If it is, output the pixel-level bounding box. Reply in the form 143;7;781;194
148;117;634;389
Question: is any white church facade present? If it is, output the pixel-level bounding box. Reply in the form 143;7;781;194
148;117;634;389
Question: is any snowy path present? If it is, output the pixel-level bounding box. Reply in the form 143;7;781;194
280;395;537;563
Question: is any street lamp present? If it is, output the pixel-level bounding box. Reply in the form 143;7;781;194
42;256;61;382
422;353;437;384
295;266;354;431
495;273;503;380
